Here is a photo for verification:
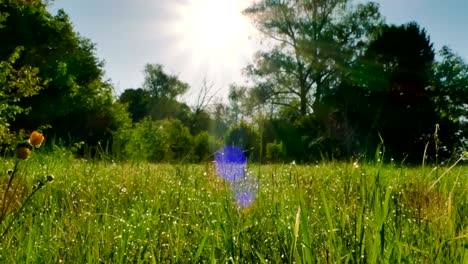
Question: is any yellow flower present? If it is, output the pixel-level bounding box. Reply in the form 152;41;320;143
16;145;31;160
28;131;44;148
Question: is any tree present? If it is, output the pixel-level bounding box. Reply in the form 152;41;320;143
119;118;194;162
228;84;248;124
191;78;218;115
138;63;192;123
430;47;468;123
347;22;437;160
208;102;229;139
0;1;130;144
225;122;260;160
143;64;188;100
429;46;468;150
0;47;44;145
189;79;218;135
244;0;382;117
119;88;151;122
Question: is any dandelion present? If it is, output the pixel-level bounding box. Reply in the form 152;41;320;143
16;144;31;160
28;131;44;148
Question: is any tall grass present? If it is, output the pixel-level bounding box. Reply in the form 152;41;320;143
0;154;466;263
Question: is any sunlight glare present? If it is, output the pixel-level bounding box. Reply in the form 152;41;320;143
170;0;256;83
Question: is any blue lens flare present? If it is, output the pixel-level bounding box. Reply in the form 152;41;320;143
230;175;258;207
234;191;256;207
214;146;247;182
214;146;258;208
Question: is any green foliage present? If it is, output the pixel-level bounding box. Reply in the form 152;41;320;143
119;64;193;129
118;118;197;162
429;47;468;151
0;11;7;28
244;0;383;116
192;131;210;162
431;47;468;121
0;2;127;146
239;2;468;162
143;63;188;100
189;110;211;135
192;131;224;162
0;158;466;262
351;22;437;161
225;122;260;161
2;0;467;165
119;88;151;122
0;46;44;145
265;141;285;162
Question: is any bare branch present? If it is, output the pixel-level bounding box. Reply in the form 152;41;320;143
192;78;220;114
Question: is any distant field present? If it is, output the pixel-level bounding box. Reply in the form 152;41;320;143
0;156;466;263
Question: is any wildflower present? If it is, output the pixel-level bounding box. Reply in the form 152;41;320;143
353;161;359;168
28;131;44;148
16;144;31;160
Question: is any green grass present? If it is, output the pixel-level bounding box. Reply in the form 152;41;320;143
0;155;467;263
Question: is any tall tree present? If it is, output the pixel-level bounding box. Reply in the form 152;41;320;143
0;47;44;145
119;88;151;122
0;1;130;143
189;79;218;135
140;63;191;123
350;22;436;160
142;64;188;100
244;0;382;117
430;46;468;124
429;46;468;150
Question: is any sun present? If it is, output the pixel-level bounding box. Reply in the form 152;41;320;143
169;0;256;84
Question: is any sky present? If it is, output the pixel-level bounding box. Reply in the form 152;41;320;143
48;0;468;104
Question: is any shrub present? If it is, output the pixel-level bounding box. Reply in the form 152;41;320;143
119;118;194;162
265;141;286;163
225;122;260;161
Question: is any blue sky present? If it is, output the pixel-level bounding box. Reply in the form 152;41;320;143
48;0;468;102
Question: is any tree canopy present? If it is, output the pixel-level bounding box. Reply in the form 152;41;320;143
244;0;383;117
0;0;130;146
1;0;467;163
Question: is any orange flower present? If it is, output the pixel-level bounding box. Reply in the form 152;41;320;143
16;145;31;160
28;131;44;148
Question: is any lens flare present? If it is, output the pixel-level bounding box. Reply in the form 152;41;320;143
214;146;258;207
234;191;256;207
231;175;258;207
214;146;247;182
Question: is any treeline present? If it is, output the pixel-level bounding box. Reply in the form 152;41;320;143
1;0;468;163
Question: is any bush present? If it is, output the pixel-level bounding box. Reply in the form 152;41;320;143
225;122;260;161
118;118;194;162
265;141;286;163
192;132;210;162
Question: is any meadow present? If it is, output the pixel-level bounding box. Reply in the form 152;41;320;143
0;152;467;263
